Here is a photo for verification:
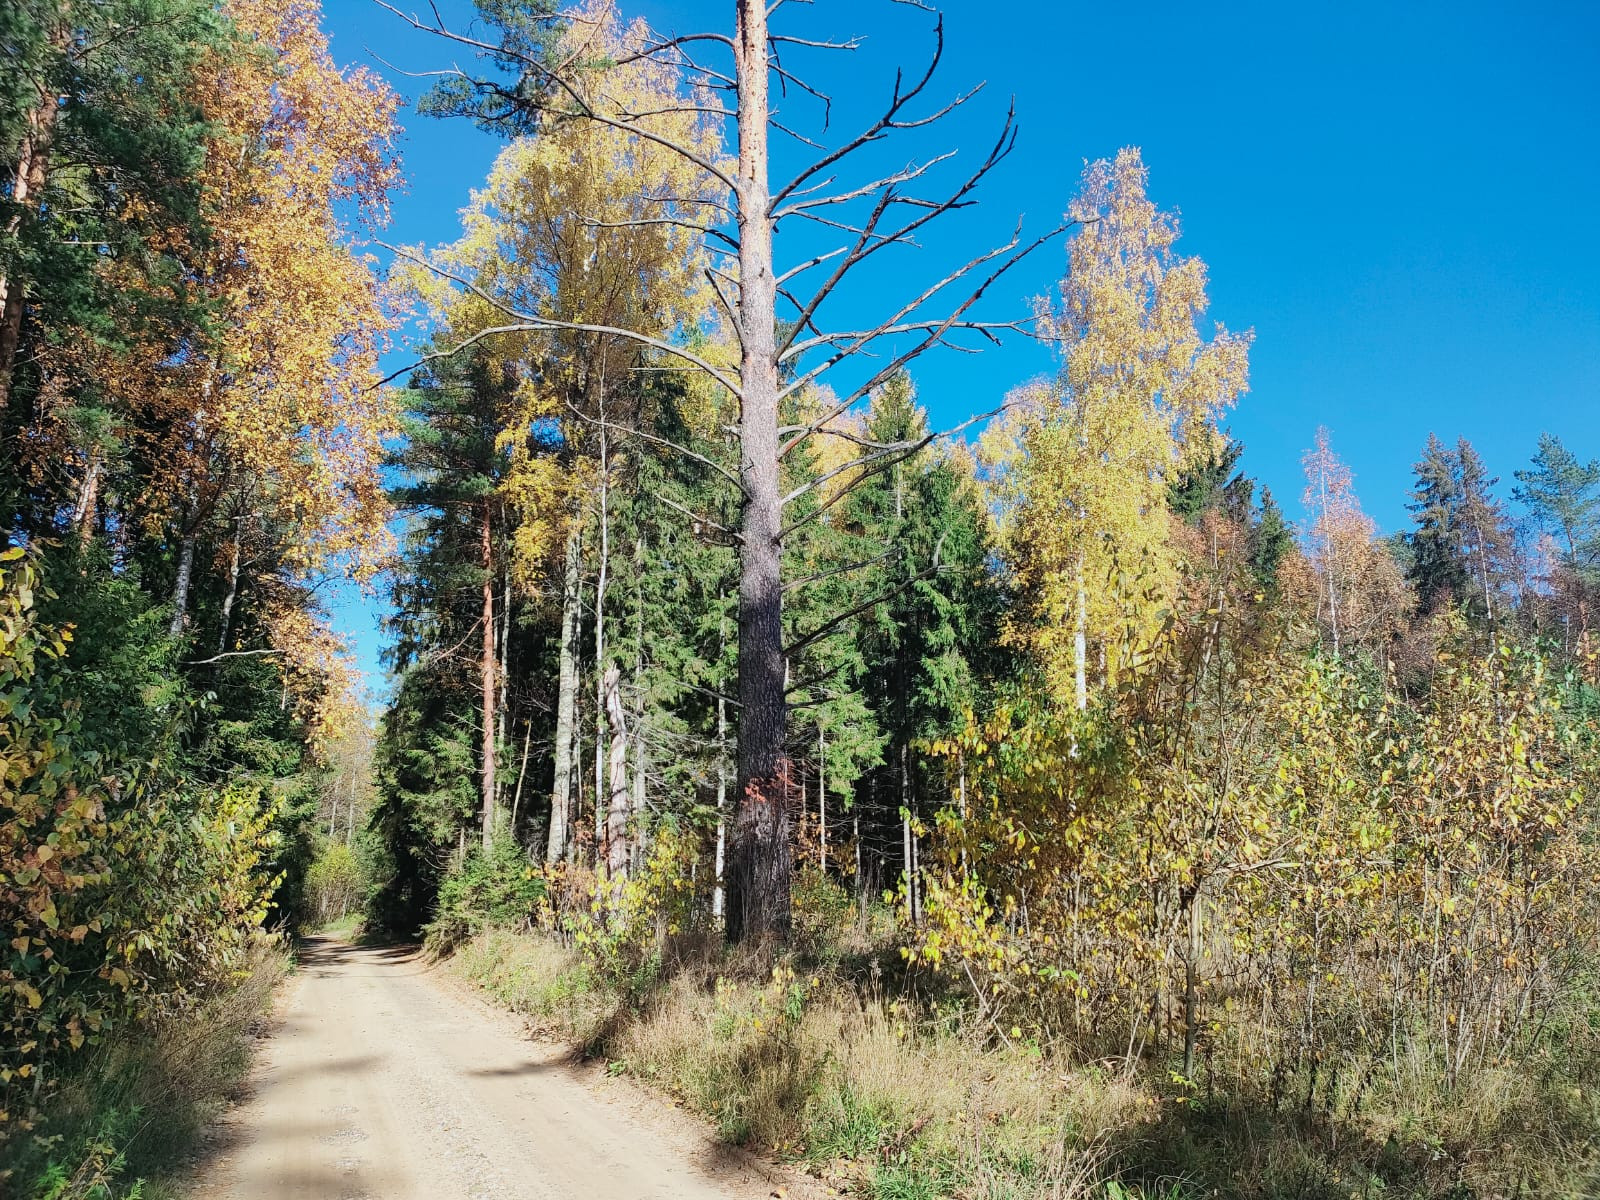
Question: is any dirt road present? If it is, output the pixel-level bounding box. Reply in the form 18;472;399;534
198;938;785;1200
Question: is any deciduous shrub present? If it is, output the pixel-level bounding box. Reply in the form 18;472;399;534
567;826;699;994
2;550;280;1126
301;841;364;929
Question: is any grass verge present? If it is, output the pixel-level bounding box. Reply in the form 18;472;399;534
0;936;291;1200
452;928;1152;1198
446;926;1600;1200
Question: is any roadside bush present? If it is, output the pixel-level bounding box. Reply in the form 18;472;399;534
5;938;288;1200
791;866;854;959
424;837;545;952
2;551;280;1130
567;826;698;995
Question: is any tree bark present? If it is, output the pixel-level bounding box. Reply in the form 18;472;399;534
1316;463;1342;658
1074;549;1089;711
712;613;729;922
593;416;610;853
546;527;582;862
602;661;629;881
630;535;647;871
73;451;102;552
497;552;511;802
817;724;826;872
511;719;533;833
169;524;197;639
217;519;243;656
726;0;791;945
1183;890;1204;1082
479;499;498;849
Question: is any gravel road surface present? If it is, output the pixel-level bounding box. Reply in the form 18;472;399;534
197;938;786;1200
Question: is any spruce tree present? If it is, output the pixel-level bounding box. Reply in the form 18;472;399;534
1406;433;1469;612
839;374;1000;912
385;349;520;851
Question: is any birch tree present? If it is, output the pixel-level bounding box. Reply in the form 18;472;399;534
1300;428;1410;658
985;148;1250;708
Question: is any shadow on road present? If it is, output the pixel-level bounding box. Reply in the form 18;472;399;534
297;935;430;978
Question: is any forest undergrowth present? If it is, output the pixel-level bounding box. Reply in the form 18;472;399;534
438;859;1600;1200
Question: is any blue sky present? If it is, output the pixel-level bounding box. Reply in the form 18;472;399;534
320;0;1600;688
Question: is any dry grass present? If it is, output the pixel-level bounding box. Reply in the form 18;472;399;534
445;923;1600;1200
447;928;1153;1198
2;936;291;1200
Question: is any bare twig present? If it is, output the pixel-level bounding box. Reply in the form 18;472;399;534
560;398;746;495
381;242;743;398
181;648;284;666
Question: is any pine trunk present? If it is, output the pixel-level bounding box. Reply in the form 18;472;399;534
0;26;64;413
726;0;791;945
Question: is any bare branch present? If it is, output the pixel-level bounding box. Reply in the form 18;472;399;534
784;555;948;659
369;322;535;390
705;268;743;341
375;1;742;195
778;105;1020;360
776;218;1069;441
623;31;736;59
784;317;1020;362
773;153;954;218
781;406;1000;512
783;548;900;593
561;398;747;496
611;101;736;121
381;242;743;398
771;118;827;149
769;34;863;50
767;55;835;124
776;186;898;356
576;213;738;254
785;659;853;700
771;14;974;210
181;648;284;666
658;493;743;544
779;224;1024;402
775;246;847;286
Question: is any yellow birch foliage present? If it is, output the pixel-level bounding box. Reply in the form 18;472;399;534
984;148;1250;703
410;1;727;586
263;603;363;760
914;602;1600;1088
912;563;1299;1036
128;0;401;573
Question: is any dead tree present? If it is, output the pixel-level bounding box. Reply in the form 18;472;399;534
382;0;1066;943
